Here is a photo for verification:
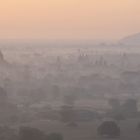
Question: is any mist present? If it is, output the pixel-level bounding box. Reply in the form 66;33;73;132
0;33;140;139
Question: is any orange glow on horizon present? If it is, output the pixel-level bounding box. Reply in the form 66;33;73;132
0;0;140;40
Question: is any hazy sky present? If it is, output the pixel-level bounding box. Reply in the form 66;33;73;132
0;0;140;40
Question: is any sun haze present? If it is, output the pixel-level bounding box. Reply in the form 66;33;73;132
0;0;140;40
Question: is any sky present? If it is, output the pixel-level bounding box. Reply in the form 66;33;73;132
0;0;140;41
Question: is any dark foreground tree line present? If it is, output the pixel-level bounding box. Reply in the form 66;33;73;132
0;126;63;140
2;120;140;140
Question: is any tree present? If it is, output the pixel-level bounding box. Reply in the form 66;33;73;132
46;133;63;140
0;87;7;104
97;121;120;138
121;99;138;117
0;126;17;140
19;127;45;140
60;105;76;123
18;127;63;140
109;99;120;111
137;122;140;131
63;94;77;106
60;105;78;127
51;85;60;100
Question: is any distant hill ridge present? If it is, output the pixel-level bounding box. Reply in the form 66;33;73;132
120;32;140;46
